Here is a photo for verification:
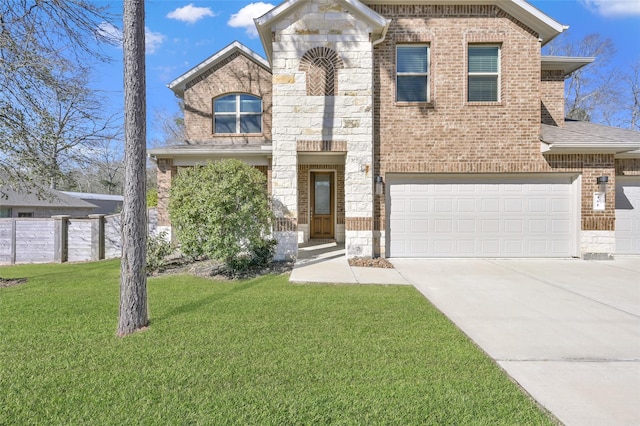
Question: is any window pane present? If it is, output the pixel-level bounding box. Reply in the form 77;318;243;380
397;46;428;73
314;174;331;215
215;115;236;133
468;46;499;73
397;76;427;102
240;95;261;113
468;76;498;102
214;95;236;113
240;115;261;133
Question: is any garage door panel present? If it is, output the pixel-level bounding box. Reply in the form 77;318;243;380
616;178;640;254
387;175;576;257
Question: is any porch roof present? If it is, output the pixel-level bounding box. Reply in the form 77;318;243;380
541;120;640;155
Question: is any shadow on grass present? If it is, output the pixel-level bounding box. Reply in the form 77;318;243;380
152;279;261;323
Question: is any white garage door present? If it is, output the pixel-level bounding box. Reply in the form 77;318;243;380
387;174;577;258
616;177;640;254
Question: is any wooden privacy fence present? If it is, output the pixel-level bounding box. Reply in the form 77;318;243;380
0;209;157;265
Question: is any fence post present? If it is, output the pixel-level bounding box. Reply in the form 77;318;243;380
53;215;69;263
10;218;16;265
89;214;105;261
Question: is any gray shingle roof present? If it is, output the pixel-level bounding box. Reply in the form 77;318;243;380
0;186;98;209
541;120;640;154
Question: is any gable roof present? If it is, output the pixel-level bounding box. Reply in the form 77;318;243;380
541;120;640;155
361;0;567;45
255;0;391;63
167;41;271;97
0;186;98;210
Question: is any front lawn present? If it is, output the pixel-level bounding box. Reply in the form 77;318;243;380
0;261;553;424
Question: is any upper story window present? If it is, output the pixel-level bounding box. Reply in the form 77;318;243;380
396;45;429;102
213;94;262;134
468;45;500;102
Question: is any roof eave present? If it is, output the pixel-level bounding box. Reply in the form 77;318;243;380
167;41;271;97
148;145;273;159
542;56;595;76
543;145;640;154
255;0;390;64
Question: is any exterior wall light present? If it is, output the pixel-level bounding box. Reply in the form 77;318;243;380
593;176;609;211
596;176;609;192
375;176;384;196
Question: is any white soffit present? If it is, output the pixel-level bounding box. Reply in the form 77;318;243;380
542;56;594;76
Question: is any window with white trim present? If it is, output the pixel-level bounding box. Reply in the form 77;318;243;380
468;45;500;102
396;45;429;102
213;94;262;134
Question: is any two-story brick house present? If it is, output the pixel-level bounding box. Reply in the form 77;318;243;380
150;0;640;260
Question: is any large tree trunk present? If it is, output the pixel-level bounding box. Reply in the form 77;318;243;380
118;0;148;337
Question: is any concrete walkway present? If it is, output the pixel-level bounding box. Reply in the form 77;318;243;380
290;249;640;425
392;257;640;426
289;241;409;285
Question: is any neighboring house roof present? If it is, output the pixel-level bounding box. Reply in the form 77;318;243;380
541;120;640;154
542;56;594;76
0;186;98;209
61;191;124;202
167;41;271;97
255;0;391;63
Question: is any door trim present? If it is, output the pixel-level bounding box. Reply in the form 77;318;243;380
310;171;335;239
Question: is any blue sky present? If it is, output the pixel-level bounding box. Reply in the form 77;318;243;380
92;0;640;143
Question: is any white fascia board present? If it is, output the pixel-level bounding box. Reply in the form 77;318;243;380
167;41;270;96
255;0;308;63
148;145;273;160
500;0;567;44
255;0;389;63
361;0;567;44
542;56;595;76
544;145;640;154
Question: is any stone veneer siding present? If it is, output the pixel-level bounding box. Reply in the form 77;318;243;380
270;0;377;259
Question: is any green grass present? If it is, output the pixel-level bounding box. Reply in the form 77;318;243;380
1;261;553;425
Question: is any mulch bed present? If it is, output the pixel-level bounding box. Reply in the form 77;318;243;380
0;277;28;288
348;257;395;268
151;257;295;280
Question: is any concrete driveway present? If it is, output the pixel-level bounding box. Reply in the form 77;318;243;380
392;257;640;426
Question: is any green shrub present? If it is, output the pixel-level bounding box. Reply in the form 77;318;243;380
146;231;175;273
146;188;158;207
169;159;275;272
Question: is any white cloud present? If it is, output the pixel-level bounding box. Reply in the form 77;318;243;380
580;0;640;16
96;22;165;54
146;27;166;54
228;2;275;38
97;22;123;45
167;4;217;24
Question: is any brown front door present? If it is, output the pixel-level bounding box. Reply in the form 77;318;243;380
310;172;334;239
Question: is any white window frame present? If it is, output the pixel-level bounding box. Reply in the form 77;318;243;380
396;44;430;103
213;94;262;134
467;44;501;103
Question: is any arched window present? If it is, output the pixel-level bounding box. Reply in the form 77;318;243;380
213;94;262;134
299;47;344;96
